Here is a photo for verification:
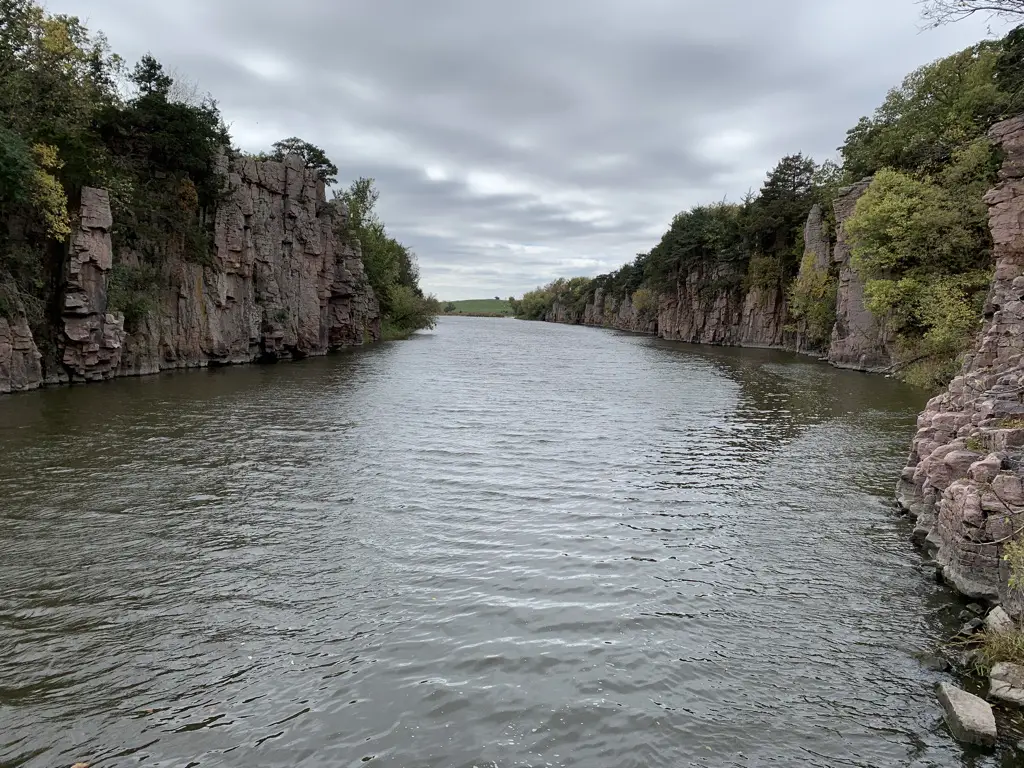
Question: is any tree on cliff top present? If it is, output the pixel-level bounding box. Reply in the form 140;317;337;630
918;0;1024;27
270;137;338;185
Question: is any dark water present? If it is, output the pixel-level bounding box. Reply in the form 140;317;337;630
0;316;1012;767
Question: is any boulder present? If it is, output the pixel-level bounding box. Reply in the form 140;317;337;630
936;682;997;746
959;617;985;637
990;662;1024;706
986;606;1015;635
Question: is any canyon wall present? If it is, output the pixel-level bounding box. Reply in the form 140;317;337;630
0;154;380;394
547;194;887;363
827;179;893;371
896;115;1024;605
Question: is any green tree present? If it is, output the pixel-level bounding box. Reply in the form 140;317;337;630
333;176;436;336
131;53;172;96
840;42;1008;179
845;168;991;386
271;137;338;184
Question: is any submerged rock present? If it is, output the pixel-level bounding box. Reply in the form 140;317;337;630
959;618;985;637
936;682;997;746
918;652;952;672
990;662;1024;706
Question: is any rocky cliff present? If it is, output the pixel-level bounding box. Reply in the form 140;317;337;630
0;154;380;394
541;178;895;368
828;179;893;371
656;267;788;348
896;115;1024;605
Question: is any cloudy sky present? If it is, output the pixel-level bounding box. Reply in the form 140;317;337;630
50;0;1012;299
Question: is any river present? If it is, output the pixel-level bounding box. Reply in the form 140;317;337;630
0;316;1010;767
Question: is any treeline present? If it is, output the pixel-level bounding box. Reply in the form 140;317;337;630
0;0;435;348
516;26;1024;389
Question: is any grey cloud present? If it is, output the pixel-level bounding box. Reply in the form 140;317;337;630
55;0;1014;298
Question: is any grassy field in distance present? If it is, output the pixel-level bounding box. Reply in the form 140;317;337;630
443;299;514;316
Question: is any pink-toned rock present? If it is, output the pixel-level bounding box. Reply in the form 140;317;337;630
1;155;382;394
969;455;1003;484
898;114;1024;606
61;187;125;382
828;179;893;371
0;308;42;394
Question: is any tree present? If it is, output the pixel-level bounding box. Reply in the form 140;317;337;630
270;137;338;184
918;0;1024;27
840;42;1008;179
132;54;172;96
332;176;436;336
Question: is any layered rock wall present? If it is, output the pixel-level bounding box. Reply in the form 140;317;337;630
828;179;893;371
547;200;842;355
0;154;380;394
541;178;893;366
63;187;125;382
896;115;1024;605
0;306;42;394
655;266;788;348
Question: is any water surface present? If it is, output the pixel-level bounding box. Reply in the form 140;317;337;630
0;316;1005;766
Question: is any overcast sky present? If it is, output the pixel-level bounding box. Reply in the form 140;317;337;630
49;1;1012;299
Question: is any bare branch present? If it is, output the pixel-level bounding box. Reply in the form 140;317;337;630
917;0;1024;28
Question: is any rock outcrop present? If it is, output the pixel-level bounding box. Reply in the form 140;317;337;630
0;154;380;394
827;179;892;371
896;116;1024;605
656;265;789;348
539;177;900;368
936;682;998;746
62;187;125;382
0;303;42;394
586;287;657;333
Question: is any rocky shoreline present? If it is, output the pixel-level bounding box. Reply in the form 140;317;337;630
895;115;1024;612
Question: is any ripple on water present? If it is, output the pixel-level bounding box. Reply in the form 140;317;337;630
0;317;1009;767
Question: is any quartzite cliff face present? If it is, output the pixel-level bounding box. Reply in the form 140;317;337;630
0;154;380;394
827;179;892;371
897;115;1024;606
543;185;893;368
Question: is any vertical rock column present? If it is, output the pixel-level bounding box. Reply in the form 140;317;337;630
828;178;891;371
61;187;125;381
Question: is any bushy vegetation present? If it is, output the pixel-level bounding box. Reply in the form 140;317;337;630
839;36;1021;388
0;0;434;348
334;177;438;338
515;25;1024;390
515;154;836;329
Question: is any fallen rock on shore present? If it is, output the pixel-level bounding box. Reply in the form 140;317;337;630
936;682;997;746
990;663;1024;706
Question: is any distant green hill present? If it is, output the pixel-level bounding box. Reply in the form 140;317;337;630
442;299;513;317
